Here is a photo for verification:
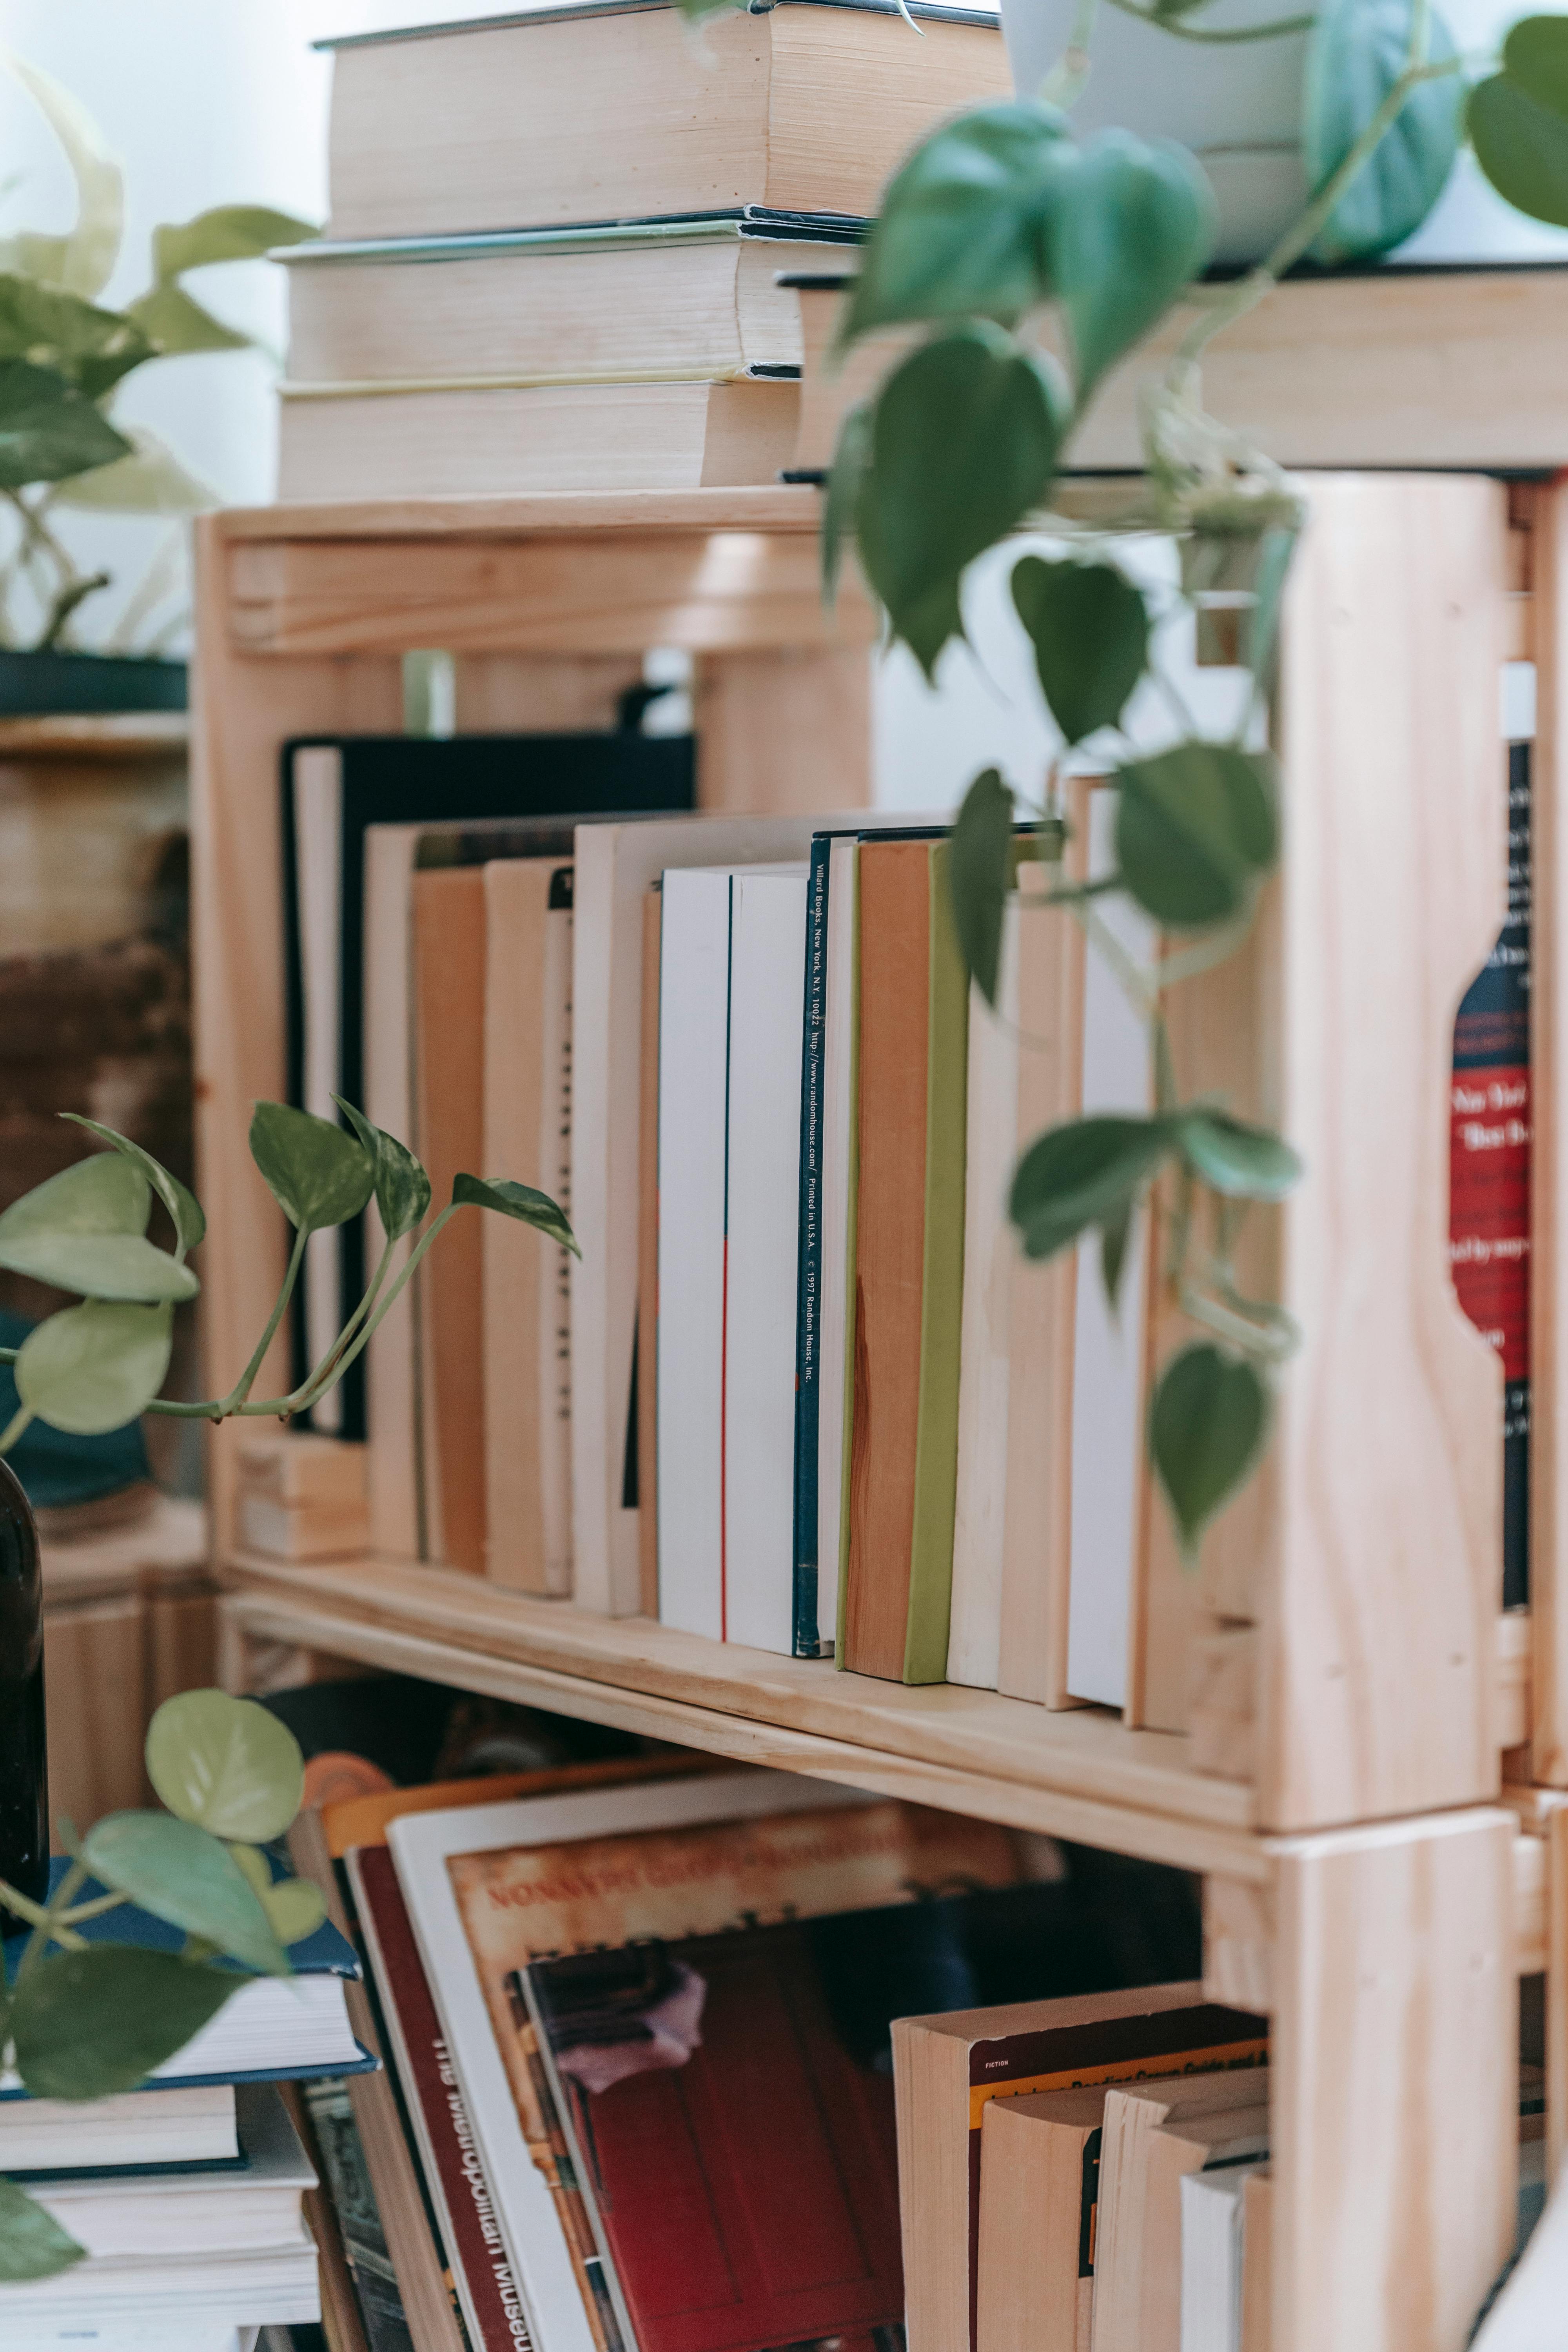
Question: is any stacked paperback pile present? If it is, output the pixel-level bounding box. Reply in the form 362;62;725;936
276;0;1009;497
0;1870;370;2349
269;1726;1212;2352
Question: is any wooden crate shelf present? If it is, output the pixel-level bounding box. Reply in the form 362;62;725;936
192;469;1556;2350
218;1550;1257;1874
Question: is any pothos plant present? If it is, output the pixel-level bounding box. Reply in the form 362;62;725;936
0;53;315;652
0;1100;573;2283
0;1100;574;1450
816;0;1568;1563
0;1686;325;2284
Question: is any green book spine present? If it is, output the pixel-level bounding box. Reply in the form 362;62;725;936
835;845;862;1670
904;838;968;1684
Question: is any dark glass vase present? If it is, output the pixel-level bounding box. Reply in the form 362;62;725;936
0;1455;48;1908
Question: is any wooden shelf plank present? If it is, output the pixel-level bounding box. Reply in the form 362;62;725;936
221;1551;1260;1876
217;486;831;543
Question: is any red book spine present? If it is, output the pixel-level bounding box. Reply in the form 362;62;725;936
351;1843;535;2352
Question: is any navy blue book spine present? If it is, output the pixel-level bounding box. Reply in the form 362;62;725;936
791;838;832;1657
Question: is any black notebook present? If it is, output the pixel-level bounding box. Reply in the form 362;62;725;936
280;729;694;1435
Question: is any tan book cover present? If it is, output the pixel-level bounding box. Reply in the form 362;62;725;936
1091;2077;1271;2352
483;857;574;1595
892;1985;1266;2352
413;865;487;1574
845;838;931;1678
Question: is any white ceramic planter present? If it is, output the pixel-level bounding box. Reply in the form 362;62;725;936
1002;0;1568;266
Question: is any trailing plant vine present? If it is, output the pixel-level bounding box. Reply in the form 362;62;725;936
820;0;1568;1561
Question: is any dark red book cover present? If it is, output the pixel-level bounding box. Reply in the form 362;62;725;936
524;1919;905;2352
351;1842;537;2352
1451;736;1532;1606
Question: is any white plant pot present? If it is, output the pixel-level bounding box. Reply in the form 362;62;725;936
1001;0;1568;267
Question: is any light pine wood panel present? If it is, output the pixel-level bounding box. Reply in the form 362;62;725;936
450;652;644;731
44;1596;149;1832
694;648;872;813
218;1547;1257;1847
1532;481;1568;1785
1259;474;1509;1831
1270;1810;1516;2352
191;515;404;1555
218;1583;1259;1876
225;529;877;660
148;1589;217;1711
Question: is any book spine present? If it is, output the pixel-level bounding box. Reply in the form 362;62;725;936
904;840;969;1684
1450;730;1532;1607
352;1852;536;2352
792;836;831;1657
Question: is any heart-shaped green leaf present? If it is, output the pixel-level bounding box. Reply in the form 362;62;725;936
1115;744;1279;929
81;1812;289;1978
151;204;319;282
0;357;132;489
1011;554;1151;747
1304;0;1464;263
229;1843;328;1946
145;1689;306;1844
1101;1203;1134;1313
11;1946;240;2100
249;1102;375;1234
0;1230;198;1302
0;1150;149;1243
1043;130;1215;399
840;101;1067;344
857;324;1063;679
1470;14;1568;227
60;1116;205;1259
821;399;872;607
15;1302;172;1434
1010;1114;1173;1262
334;1098;432;1242
0;2176;85;2281
452;1173;579;1256
0;273;155;399
1150;1342;1269;1560
1179;1109;1303;1200
123;280;250;357
949;768;1016;1007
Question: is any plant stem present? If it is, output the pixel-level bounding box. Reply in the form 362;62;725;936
1104;0;1314;42
0;1405;33;1454
221;1223;309;1414
56;1891;127;1926
288;1236;395;1412
1040;0;1100;106
1175;0;1454;369
15;1860;91;1984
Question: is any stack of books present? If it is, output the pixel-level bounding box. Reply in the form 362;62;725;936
275;0;1009;498
0;1869;370;2349
270;1716;1208;2352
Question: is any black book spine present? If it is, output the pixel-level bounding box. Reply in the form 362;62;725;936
791;836;831;1657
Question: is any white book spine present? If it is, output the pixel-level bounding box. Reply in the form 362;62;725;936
1066;788;1156;1710
294;749;344;1436
656;869;733;1638
363;825;424;1559
723;869;808;1654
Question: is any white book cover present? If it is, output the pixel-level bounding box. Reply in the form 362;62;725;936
570;813;889;1620
1066;788;1156;1710
1179;2165;1261;2352
387;1770;872;2352
947;902;1020;1690
656;868;733;1639
724;866;809;1653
